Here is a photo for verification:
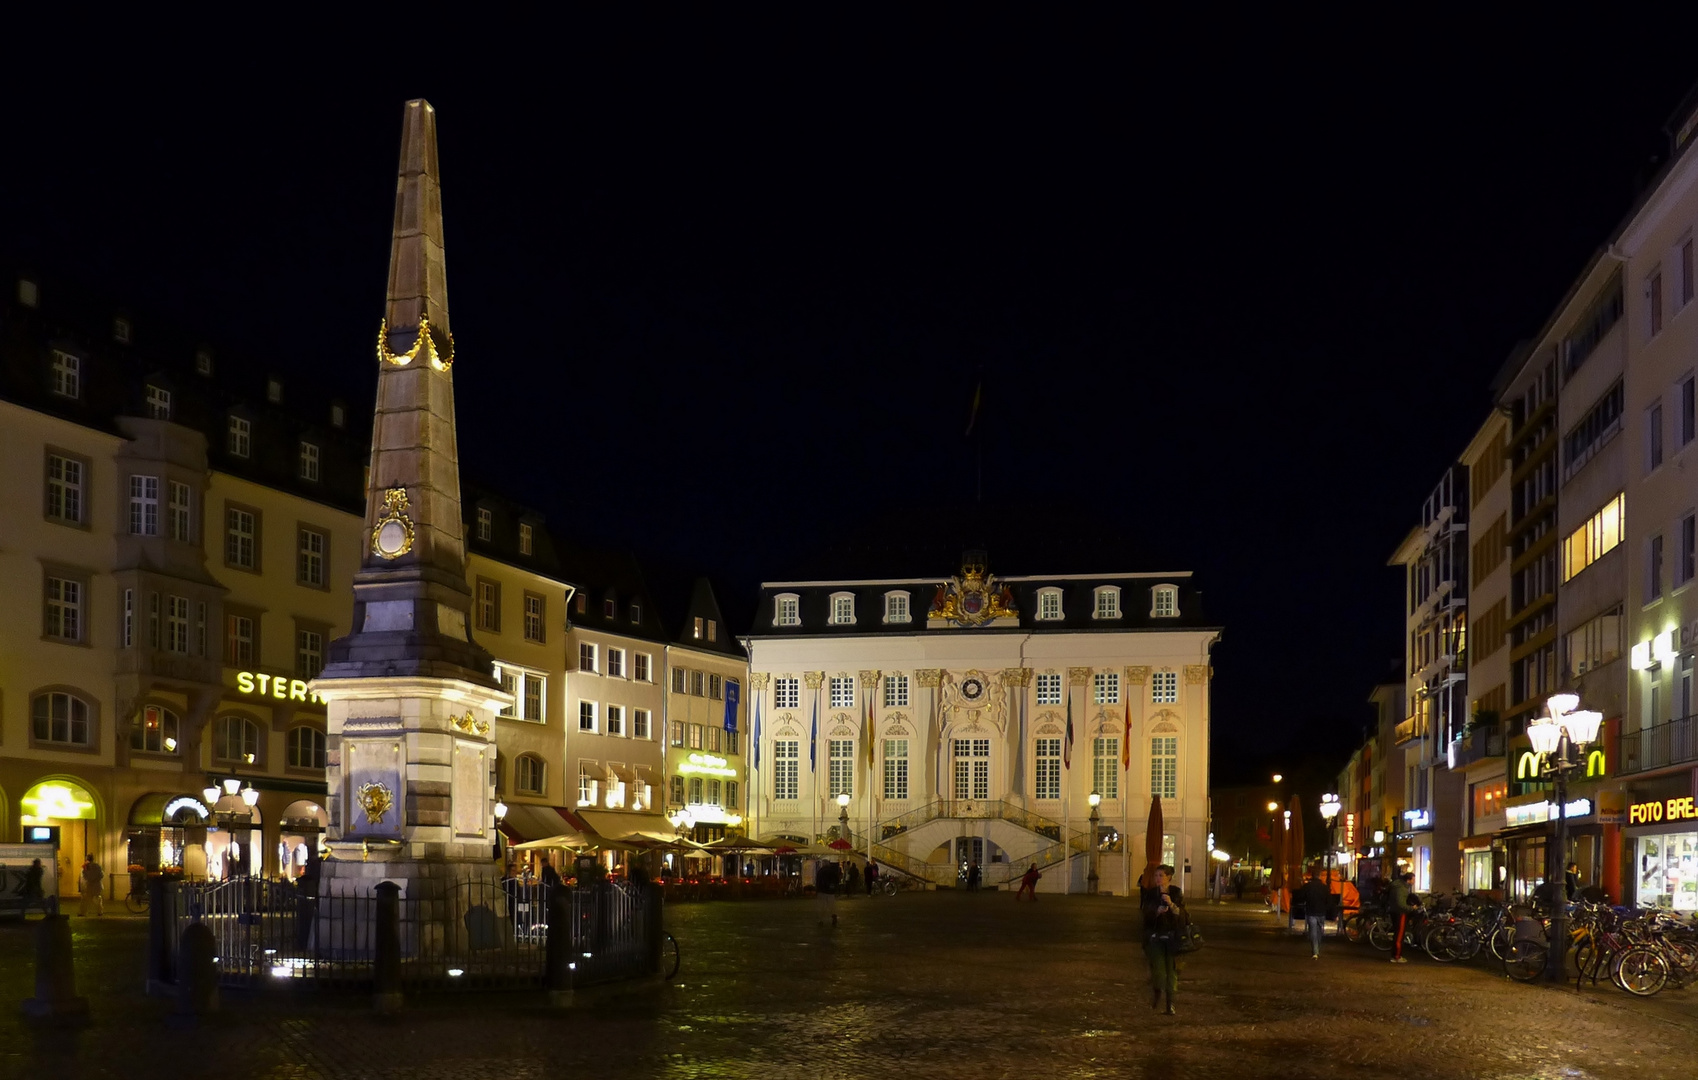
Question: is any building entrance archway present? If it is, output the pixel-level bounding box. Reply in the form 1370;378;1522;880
20;778;99;899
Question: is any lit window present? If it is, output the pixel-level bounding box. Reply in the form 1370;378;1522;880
1092;737;1120;799
829;676;855;710
707;619;717;642
1036;672;1062;705
132;705;179;754
518;522;533;555
1151;670;1178;703
1559;493;1625;582
1092;671;1120;704
830;593;855;625
227;416;251;458
883;674;909;708
299;442;320;482
50;350;80;399
693;616;703;639
579;765;598;806
775;594;800;627
493;661;546;722
1151;585;1178;618
774;677;800;709
145;385;171;420
884;592;910;623
1038;589;1063;620
1093;587;1121;619
1150;737;1178;798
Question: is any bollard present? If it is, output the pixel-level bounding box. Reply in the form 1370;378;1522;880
145;876;171;995
545;889;573;1007
21;915;89;1022
373;881;402;1014
645;881;665;977
175;922;218;1017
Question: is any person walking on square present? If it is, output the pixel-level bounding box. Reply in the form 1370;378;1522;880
967;860;981;892
1233;869;1245;901
816;859;841;927
19;858;48;917
845;861;860;895
1387;871;1418;963
1014;863;1042;901
865;860;879;896
78;854;104;917
1297;864;1331;958
1141;864;1185;1015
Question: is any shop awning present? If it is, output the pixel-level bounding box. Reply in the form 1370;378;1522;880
501;803;580;843
129;792;211;826
578;810;679;842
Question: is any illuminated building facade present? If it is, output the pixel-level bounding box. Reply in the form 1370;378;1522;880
744;554;1219;896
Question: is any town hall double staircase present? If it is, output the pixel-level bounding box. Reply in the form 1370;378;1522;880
853;800;1092;888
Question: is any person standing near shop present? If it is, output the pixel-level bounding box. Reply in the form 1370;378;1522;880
1296;864;1331;958
1387;871;1419;963
1565;861;1581;902
815;858;841;928
1141;864;1185;1015
78;854;104;917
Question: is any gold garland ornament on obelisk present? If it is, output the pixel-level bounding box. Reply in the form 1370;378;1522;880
376;313;455;370
371;487;416;560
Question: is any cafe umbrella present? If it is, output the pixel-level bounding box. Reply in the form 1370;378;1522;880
1143;794;1164;890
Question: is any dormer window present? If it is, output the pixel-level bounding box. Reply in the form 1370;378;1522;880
604;597;616;618
145;385;171;421
774;593;800;627
196;349;214;376
266;378;282;404
330;402;346;428
518;522;534;555
1151;584;1179;618
227;415;251;459
476;507;492;541
50;350;80;399
1093;586;1121;620
1037;588;1063;620
693;616;704;639
884;591;911;624
18;278;38;308
299;441;320;482
829;592;856;626
630;602;642;624
113;317;132;344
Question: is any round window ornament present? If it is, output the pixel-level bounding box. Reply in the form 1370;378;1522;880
370;487;416;560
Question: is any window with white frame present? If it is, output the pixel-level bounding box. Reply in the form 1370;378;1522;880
299;442;319;482
774;740;799;799
1092;671;1120;704
46;454;84;525
297;629;323;678
688;724;704;750
671;667;687;693
579;765;598;806
580;642;597;672
51;350;80;398
633;708;651;739
1093;586;1121;619
709;673;723;700
829;676;854;710
774;676;800;709
523;593;544;642
688;776;704;805
579;700;597;732
166;596;189;653
1036;672;1062;705
883;739;909;799
298;528;326;587
228;416;250;458
129;475;159;535
830;593;856;625
1150;736;1178;798
1151;585;1178;618
829;739;854;798
1151;670;1178;703
726;780;739;812
607;648;624;678
691;670;706;697
606;772;627;809
884;591;910;623
32;691;90;746
516;754;545;795
122;588;133;648
476;580;499;631
518;522;533;555
168;481;191;541
476;507;492;541
606;704;624;736
670;775;685;806
670;721;684;747
1034;738;1061;799
226;613;254;666
213;715;261;763
629;602;642;624
493;661;546;723
707;726;722;752
44;576;83;641
1038;588;1063;620
226;507;257;569
145;385;171;420
634;653;651;681
1092;737;1120;799
775;594;800;626
883;673;909;708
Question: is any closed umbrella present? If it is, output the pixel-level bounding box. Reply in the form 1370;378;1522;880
1270;813;1286;902
1287;795;1306;897
1143;794;1164;891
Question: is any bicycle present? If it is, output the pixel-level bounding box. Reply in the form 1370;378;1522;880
124;878;150;914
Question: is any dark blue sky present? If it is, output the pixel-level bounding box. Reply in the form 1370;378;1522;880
5;21;1697;785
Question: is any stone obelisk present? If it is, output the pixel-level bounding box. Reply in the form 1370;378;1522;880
312;100;511;896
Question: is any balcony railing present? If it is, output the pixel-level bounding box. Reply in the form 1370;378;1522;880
1619;715;1698;776
1394;715;1429;746
1449;723;1505;769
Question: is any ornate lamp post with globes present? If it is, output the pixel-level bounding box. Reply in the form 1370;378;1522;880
1525;692;1603;983
1087;792;1102;895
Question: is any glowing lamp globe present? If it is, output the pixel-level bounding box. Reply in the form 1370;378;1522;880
202;786;220;806
1546;693;1579;720
1319;794;1342;821
1526;715;1562;757
1087;792;1102;808
836;793;851;808
1565;709;1603;747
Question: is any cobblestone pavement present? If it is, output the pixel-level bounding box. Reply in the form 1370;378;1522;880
3;895;1696;1080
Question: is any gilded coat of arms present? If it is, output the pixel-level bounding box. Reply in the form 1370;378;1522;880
356;781;395;826
929;551;1018;628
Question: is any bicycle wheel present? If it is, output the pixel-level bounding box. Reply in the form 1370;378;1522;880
1503;940;1547;982
1342;914;1367;944
1368;918;1394;952
1489;924;1514;961
1614;947;1669;997
125;890;149;915
663;932;681;980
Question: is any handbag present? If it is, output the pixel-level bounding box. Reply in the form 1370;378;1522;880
1175;921;1205;953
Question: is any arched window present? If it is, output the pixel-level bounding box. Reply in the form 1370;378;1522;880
1151;584;1179;618
286;726;326;769
32;691;92;746
214;715;262;763
132;704;180;754
516;754;546;796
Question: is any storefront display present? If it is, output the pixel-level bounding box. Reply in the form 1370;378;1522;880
1636;832;1698;911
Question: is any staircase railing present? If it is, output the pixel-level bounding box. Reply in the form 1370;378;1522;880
861;799;1094;886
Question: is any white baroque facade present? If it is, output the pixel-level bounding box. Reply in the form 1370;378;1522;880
744;555;1219;897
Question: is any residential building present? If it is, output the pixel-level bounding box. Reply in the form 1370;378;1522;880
743;552;1220;896
663;578;749;849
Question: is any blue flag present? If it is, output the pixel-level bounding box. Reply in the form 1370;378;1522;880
753;693;762;771
810;689;819;773
723;678;740;733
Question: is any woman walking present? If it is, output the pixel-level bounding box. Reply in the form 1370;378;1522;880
1140;864;1185;1015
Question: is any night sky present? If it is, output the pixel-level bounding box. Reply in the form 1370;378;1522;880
6;29;1697;786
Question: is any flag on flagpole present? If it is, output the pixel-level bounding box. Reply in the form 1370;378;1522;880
1064;689;1075;770
754;692;763;772
809;686;819;773
863;689;876;771
1122;703;1131;770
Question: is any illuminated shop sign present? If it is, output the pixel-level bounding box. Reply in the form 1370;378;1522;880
1403;809;1431;828
1504;798;1593;827
1516;749;1607;780
1628;796;1698;825
678;753;737;777
163;797;210;821
236;671;327;705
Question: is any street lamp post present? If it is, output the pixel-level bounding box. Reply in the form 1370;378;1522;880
1526;692;1602;983
1086;792;1102;895
1320;793;1342;930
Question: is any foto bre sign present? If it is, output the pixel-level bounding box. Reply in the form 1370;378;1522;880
1628;795;1698;826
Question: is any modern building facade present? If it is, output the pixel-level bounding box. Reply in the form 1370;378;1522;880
743;554;1219;896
